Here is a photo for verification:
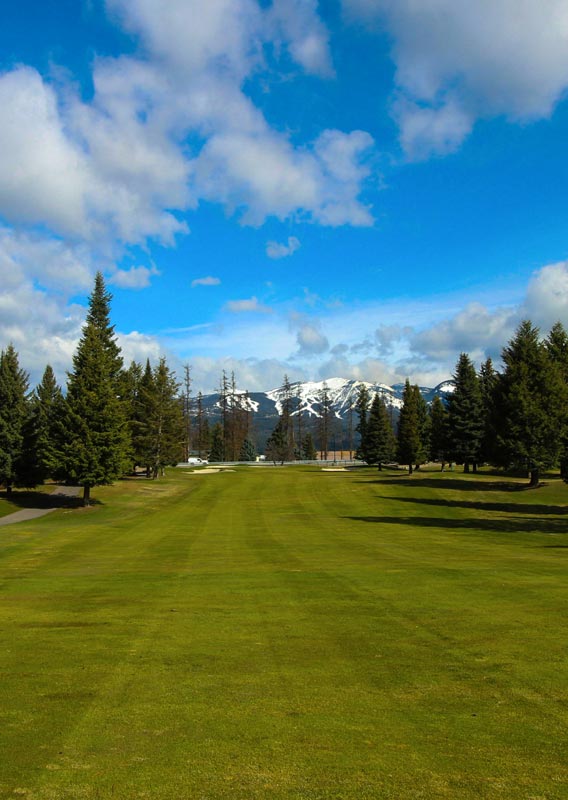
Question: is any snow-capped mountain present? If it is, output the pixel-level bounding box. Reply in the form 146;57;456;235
267;378;403;418
195;377;453;448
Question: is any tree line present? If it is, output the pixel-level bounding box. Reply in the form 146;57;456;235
2;272;566;501
355;320;568;486
0;274;188;505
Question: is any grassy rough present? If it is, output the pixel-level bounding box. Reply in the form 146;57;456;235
0;467;567;799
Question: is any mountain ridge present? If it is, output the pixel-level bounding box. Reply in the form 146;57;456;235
194;377;454;449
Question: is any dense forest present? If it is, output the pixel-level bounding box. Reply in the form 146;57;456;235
1;274;567;504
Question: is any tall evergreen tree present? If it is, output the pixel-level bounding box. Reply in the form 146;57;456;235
64;273;129;504
317;382;332;460
195;392;210;458
355;384;370;461
209;423;224;462
86;272;124;382
225;379;251;461
495;320;567;486
295;383;304;456
0;345;29;495
545;322;568;478
280;374;295;457
239;438;257;462
347;399;355;460
302;431;318;461
121;360;143;471
182;364;192;461
411;384;430;469
397;380;421;474
447;353;484;472
136;358;184;478
478;357;499;466
266;417;294;464
365;394;396;470
18;365;66;486
429;395;449;469
130;360;154;474
219;370;229;462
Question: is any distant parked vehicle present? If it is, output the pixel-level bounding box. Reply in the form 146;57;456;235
187;457;208;465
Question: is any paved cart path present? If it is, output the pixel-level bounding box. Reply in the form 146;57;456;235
0;486;81;527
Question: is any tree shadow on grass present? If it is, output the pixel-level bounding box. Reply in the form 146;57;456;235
0;490;91;510
382;494;568;516
367;477;527;492
345;515;568;535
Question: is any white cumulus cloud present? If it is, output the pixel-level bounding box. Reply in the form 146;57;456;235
110;265;160;289
344;0;568;158
266;236;301;259
296;323;330;356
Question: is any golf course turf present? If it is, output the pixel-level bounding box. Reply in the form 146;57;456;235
0;466;567;799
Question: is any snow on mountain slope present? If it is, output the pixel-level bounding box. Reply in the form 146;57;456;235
266;377;437;418
201;377;453;424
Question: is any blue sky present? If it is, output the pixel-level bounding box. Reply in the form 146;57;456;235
2;0;568;391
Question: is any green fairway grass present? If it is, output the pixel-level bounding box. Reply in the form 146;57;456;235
0;467;567;799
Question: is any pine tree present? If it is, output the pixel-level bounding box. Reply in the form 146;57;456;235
209;423;224;462
131;360;154;474
411;385;430;469
478;357;499;466
495;320;567;486
545;322;568;478
18;365;66;486
280;374;295;457
122;360;143;472
182;364;192;461
219;370;229;462
228;371;238;460
397;380;420;474
429;395;448;469
136;358;184;478
0;345;29;495
302;432;318;461
347;399;355;460
196;392;211;458
317;382;332;460
86;272;124;382
355;385;370;461
365;394;396;470
64;273;129;504
226;380;251;461
447;353;484;472
239;438;257;461
296;383;304;455
266;417;294;464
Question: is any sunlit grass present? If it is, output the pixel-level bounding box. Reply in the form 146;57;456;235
0;466;567;799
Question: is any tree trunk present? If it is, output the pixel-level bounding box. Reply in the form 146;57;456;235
529;467;540;487
378;463;383;471
408;463;413;475
83;485;91;506
464;462;470;473
6;483;12;498
472;462;478;473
